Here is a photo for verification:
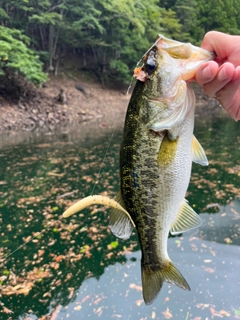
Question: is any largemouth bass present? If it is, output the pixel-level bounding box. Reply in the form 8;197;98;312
63;35;213;305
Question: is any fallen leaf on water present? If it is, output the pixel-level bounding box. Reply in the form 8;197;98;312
82;175;93;183
2;282;34;296
2;306;14;314
196;303;209;310
234;309;240;319
135;299;144;306
224;237;232;244
94;297;103;305
50;262;60;270
74;305;82;311
68;287;74;299
95;307;103;316
38;249;45;257
53;255;65;262
81;295;90;303
129;283;142;291
219;310;231;317
210;307;231;317
210;307;215;316
162;308;173;319
107;241;118;250
152;311;156;319
203;267;215;273
88;226;98;233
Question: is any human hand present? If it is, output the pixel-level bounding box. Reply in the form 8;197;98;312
195;31;240;120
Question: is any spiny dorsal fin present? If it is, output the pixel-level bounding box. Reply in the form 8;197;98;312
109;190;134;239
170;199;202;235
192;135;208;166
141;261;190;305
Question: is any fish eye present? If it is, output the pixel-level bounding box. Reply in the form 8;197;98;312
145;60;156;76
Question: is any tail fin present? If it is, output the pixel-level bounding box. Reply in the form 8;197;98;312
141;261;190;305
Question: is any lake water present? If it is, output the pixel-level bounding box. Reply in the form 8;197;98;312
0;114;240;320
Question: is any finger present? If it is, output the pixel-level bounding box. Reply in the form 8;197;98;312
195;61;219;86
201;31;240;62
216;67;240;120
203;62;235;97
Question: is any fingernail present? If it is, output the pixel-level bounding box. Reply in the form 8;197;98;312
202;66;211;79
218;67;228;81
232;67;240;81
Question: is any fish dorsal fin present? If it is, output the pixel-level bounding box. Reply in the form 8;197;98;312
192;135;208;166
109;190;135;239
170;199;202;235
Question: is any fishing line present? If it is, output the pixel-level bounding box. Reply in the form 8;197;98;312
1;130;116;264
0;220;59;265
1;106;118;266
1;36;160;266
126;35;162;95
91;123;117;196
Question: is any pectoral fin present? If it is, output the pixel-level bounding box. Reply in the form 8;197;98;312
109;190;135;239
170;199;202;235
192;135;208;166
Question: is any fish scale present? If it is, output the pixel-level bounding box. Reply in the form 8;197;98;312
62;35;213;305
117;37;212;304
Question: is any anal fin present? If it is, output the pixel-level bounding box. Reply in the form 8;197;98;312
109;190;134;239
170;199;202;235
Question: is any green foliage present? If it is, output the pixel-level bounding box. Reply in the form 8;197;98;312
196;0;240;39
0;26;47;85
174;0;199;42
29;12;63;25
0;0;240;85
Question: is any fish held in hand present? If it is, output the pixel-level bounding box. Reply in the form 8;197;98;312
112;35;213;305
62;35;213;305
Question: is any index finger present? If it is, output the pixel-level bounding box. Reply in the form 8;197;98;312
201;31;240;65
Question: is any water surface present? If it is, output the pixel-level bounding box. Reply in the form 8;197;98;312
0;116;240;320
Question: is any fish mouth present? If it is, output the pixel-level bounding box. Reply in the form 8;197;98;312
153;35;214;81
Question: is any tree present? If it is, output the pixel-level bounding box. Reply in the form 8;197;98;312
196;0;239;40
0;26;47;84
0;26;47;99
174;0;199;42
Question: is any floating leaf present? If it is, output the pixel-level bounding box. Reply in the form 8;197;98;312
3;270;10;275
234;309;240;316
224;237;232;244
109;241;118;249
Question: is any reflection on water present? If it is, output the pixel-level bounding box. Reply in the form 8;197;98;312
0;116;240;319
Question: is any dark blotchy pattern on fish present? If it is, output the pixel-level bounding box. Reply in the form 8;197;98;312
120;80;164;268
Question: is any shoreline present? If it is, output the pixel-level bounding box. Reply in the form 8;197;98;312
0;75;228;134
